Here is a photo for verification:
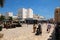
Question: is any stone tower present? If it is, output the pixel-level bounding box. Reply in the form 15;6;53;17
55;7;60;23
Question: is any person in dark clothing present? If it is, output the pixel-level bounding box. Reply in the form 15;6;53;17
47;23;51;33
35;23;42;35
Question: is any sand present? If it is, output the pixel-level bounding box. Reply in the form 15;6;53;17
0;23;54;40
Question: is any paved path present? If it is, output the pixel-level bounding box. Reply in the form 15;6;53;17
0;23;54;40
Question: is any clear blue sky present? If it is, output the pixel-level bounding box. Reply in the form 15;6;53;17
0;0;60;19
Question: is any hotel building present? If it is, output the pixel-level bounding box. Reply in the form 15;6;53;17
18;8;33;20
18;8;27;20
18;8;45;23
27;8;33;18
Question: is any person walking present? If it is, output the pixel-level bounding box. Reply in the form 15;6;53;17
35;23;42;35
47;23;51;33
32;24;36;33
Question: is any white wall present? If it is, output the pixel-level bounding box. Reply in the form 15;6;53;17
18;8;33;19
22;8;27;18
6;12;13;17
27;8;33;18
5;12;13;19
18;9;23;18
18;8;27;19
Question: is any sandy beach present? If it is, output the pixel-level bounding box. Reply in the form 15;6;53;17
0;23;54;40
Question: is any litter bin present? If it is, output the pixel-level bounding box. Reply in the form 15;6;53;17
0;26;2;31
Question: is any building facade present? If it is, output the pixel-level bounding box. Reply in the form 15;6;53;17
18;8;33;20
12;16;18;20
27;8;33;18
5;12;13;19
33;14;45;20
54;7;60;23
18;8;45;24
18;8;27;19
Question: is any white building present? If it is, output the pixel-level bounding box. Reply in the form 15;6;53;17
12;16;18;20
18;8;27;19
27;8;33;18
6;12;13;17
18;8;45;22
5;12;13;19
18;8;33;19
33;14;45;20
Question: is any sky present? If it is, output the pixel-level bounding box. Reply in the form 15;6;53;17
0;0;60;19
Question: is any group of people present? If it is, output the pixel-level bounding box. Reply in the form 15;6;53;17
32;23;51;35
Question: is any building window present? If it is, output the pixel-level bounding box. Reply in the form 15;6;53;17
56;10;58;13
